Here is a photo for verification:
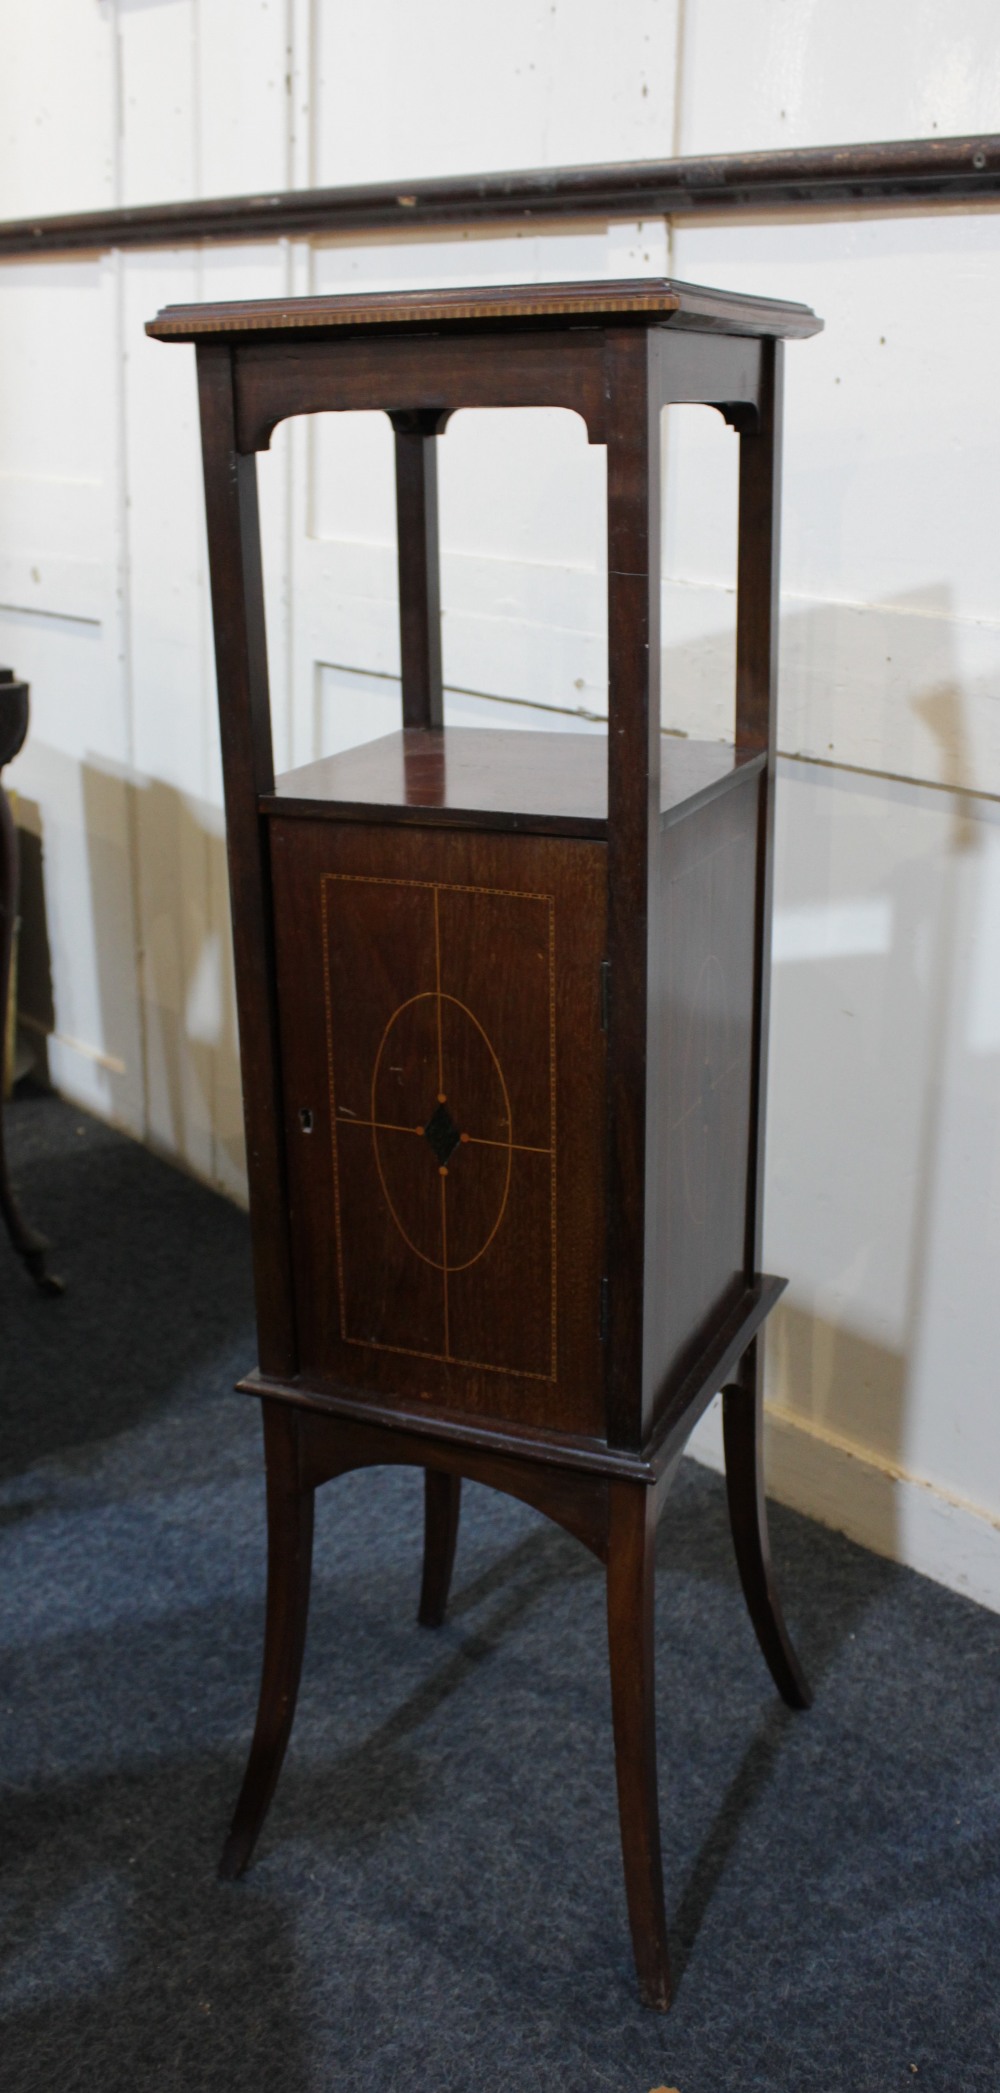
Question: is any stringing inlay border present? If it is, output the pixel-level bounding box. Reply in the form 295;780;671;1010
320;872;558;1382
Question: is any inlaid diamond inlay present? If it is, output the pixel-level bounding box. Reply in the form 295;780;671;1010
423;1099;462;1167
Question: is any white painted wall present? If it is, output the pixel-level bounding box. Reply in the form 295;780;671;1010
2;2;999;1610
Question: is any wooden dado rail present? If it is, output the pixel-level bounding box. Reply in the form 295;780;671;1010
0;134;999;256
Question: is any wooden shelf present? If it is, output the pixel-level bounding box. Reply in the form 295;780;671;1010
262;726;763;838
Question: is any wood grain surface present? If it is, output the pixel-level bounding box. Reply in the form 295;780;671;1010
265;727;764;837
146;275;820;342
643;769;760;1432
269;817;608;1437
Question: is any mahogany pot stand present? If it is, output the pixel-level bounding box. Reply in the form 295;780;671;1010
148;277;822;2010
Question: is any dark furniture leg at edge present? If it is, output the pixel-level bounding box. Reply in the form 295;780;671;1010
0;668;63;1296
723;1334;811;1710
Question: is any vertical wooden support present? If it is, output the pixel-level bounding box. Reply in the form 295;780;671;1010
736;338;783;1276
723;1338;811;1709
391;410;459;1630
607;1479;670;2010
392;411;446;728
220;1400;316;1878
603;331;661;1451
726;342;811;1708
418;1469;462;1626
196;344;297;1376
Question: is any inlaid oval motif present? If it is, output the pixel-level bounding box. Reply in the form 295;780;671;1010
371;992;513;1272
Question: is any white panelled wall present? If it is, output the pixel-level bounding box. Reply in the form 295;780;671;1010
2;2;999;1608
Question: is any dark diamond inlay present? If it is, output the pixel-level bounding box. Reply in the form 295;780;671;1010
423;1100;462;1167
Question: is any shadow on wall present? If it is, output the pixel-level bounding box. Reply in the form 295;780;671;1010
768;1306;908;1464
80;760;246;1197
761;608;994;1565
766;752;979;1418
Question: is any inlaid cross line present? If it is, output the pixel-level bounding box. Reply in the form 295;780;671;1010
336;1113;550;1156
463;1133;551;1155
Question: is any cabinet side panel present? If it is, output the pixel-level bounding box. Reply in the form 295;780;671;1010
643;776;759;1428
269;818;607;1439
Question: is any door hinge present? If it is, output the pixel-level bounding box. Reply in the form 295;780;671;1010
599;1276;609;1343
600;959;611;1033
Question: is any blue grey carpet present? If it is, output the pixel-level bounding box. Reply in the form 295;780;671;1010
1;1088;998;2092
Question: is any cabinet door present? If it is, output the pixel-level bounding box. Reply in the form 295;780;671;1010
269;818;607;1439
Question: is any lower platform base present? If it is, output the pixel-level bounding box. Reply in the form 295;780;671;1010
221;1321;810;2010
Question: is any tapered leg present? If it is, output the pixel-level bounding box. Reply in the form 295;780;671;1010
0;778;61;1295
722;1337;811;1710
220;1400;315;1879
607;1479;670;2012
418;1468;461;1627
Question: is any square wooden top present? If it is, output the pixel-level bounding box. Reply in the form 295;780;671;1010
146;276;821;344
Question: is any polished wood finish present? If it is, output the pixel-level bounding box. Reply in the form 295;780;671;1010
282;1395;614;1560
723;1338;811;1710
164;276;820;2009
147;277;821;341
9;133;1000;258
603;326;660;1451
418;1469;462;1628
0;669;62;1294
196;349;297;1379
737;340;784;1279
643;772;759;1434
263;727;764;838
219;1400;315;1880
225;332;770;457
244;1269;785;1488
270;817;608;1436
607;1480;670;2010
392;412;447;730
233;329;614;451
